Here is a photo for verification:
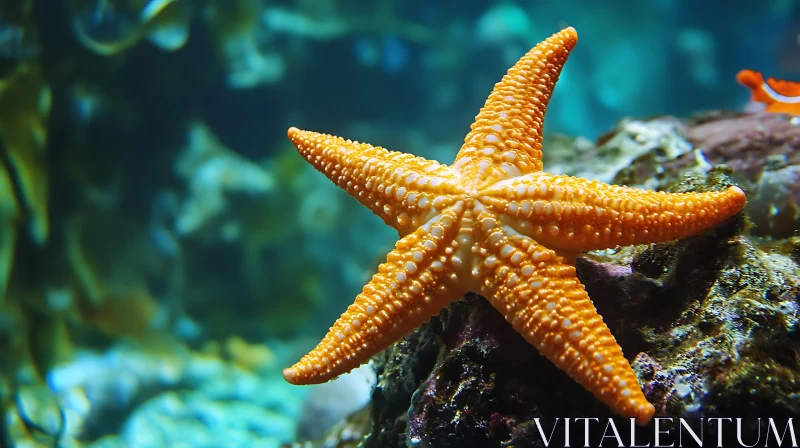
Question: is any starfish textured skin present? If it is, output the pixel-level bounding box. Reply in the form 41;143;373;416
283;27;746;425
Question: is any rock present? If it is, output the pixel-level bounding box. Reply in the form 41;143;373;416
632;234;800;440
354;225;799;446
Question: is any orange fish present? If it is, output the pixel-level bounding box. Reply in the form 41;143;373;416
737;69;800;114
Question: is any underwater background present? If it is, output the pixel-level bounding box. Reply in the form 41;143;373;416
3;0;800;447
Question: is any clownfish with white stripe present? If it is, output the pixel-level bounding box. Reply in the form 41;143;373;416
736;69;800;114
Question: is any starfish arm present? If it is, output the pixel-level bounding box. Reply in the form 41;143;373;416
453;27;577;188
473;222;655;425
288;127;462;234
481;173;747;252
283;209;465;385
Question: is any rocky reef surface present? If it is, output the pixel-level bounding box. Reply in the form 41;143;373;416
300;112;800;447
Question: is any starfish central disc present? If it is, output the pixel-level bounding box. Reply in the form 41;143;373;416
282;27;747;426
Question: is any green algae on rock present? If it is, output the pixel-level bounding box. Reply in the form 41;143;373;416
633;233;800;434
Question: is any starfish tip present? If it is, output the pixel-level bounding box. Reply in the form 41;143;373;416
556;26;578;49
282;367;300;384
636;402;656;426
728;185;748;210
729;185;746;197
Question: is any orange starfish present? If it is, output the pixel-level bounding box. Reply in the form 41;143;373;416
284;27;746;425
